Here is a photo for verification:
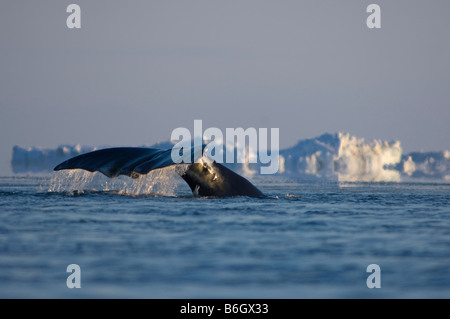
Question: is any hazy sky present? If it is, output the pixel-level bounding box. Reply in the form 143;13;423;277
1;0;449;175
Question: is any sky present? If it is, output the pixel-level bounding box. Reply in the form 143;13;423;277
1;0;450;175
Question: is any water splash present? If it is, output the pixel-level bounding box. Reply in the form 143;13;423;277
47;165;189;196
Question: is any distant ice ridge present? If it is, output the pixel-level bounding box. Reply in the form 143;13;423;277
11;145;98;174
11;133;450;182
398;150;450;181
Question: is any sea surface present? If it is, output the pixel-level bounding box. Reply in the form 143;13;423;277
0;172;449;298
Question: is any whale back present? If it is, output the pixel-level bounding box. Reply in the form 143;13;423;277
181;162;263;197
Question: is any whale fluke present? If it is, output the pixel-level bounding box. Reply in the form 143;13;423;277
53;147;175;178
53;147;263;198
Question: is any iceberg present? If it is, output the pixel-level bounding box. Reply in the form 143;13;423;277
278;133;402;181
333;133;402;182
277;133;449;182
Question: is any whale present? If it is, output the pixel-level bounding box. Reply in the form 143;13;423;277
53;147;264;198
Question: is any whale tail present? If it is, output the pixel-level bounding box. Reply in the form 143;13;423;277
53;147;263;198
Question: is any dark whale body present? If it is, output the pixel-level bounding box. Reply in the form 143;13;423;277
53;147;263;198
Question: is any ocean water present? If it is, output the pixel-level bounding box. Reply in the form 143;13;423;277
0;172;449;299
